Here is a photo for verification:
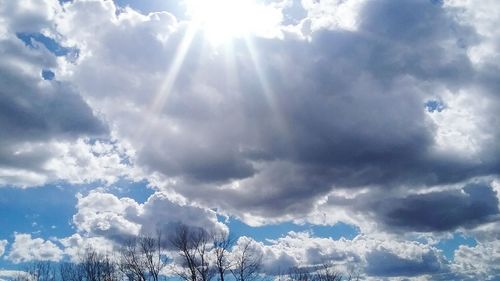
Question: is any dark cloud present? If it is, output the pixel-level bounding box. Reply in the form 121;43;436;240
9;0;498;231
0;37;107;170
108;0;500;223
369;183;499;232
1;0;499;279
365;248;443;277
0;1;109;186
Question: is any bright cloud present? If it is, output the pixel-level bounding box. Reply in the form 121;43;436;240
6;234;63;263
73;190;227;242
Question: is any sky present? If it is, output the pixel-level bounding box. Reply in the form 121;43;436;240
0;0;499;280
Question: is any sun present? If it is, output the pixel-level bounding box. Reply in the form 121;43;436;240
185;0;281;45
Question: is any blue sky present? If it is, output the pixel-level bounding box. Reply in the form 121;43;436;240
0;0;499;280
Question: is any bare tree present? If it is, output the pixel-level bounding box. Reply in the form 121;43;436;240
313;264;342;281
59;262;85;281
170;225;215;281
212;232;234;281
230;240;262;281
80;248;119;281
119;234;168;281
141;234;168;281
120;238;148;281
288;267;312;281
287;263;356;281
170;225;198;281
14;261;57;281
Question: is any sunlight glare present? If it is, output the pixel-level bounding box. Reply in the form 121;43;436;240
186;0;281;45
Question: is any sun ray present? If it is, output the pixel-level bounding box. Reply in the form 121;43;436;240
243;36;291;151
134;25;198;146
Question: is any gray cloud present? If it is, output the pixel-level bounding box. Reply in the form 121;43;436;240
365;249;442;277
241;231;448;278
320;181;500;234
48;0;500;231
370;183;499;232
2;0;499;278
451;240;500;281
0;0;111;186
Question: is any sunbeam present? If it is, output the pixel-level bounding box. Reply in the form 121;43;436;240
134;25;198;146
243;36;291;150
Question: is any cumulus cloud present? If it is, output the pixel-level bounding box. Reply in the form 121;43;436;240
0;0;131;187
452;240;500;281
0;0;499;278
44;0;497;227
0;270;25;281
301;0;367;32
73;190;227;242
366;182;499;232
59;233;115;262
6;233;63;263
237;231;447;278
303;180;499;236
0;0;60;34
0;0;497;232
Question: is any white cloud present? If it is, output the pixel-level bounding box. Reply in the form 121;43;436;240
0;240;7;257
300;0;366;33
445;0;500;66
0;138;136;187
6;233;63;263
0;0;60;35
73;189;227;242
427;87;498;162
240;231;445;278
44;138;138;185
0;270;25;281
452;240;500;280
59;233;115;262
73;190;142;238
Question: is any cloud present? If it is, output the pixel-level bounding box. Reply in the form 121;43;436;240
73;190;227;243
0;270;25;281
73;190;142;240
367;183;500;232
452;240;500;281
301;0;367;32
0;1;499;279
6;233;63;263
0;240;7;257
0;0;118;187
0;0;60;34
364;249;441;277
59;233;115;262
0;0;489;215
445;0;500;67
239;231;447;278
12;0;489;235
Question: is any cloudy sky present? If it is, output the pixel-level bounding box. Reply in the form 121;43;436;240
0;0;499;280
